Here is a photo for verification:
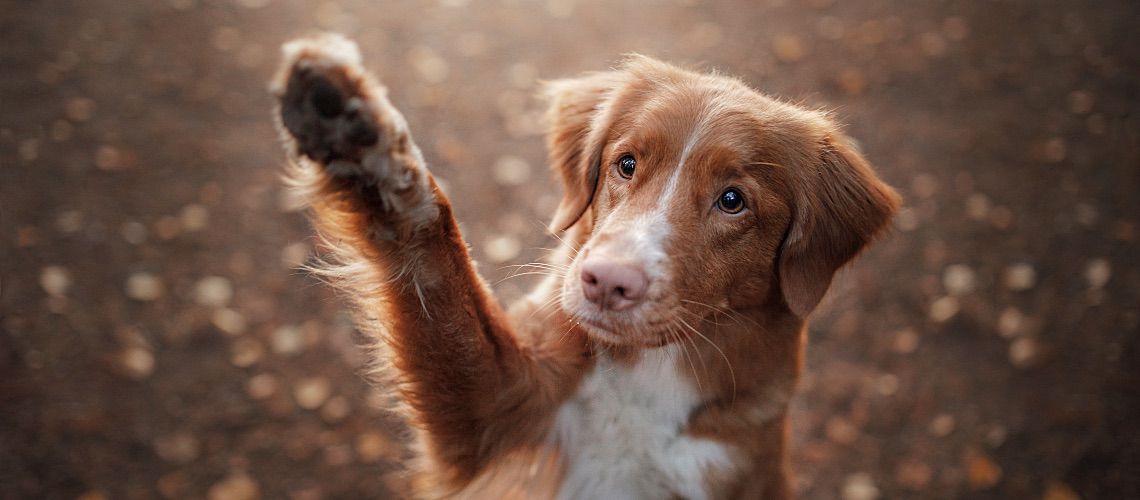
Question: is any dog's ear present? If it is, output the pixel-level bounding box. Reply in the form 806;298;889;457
778;135;901;318
541;71;627;233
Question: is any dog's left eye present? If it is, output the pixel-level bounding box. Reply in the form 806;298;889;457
717;188;745;214
617;154;636;179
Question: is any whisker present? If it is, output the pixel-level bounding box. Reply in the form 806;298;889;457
680;298;761;329
535;293;567;321
537;290;564;309
530;245;581;259
539;219;581;257
501;270;566;279
494;270;564;285
673;317;708;378
676;315;737;403
541;308;565;323
555;317;577;343
668;320;703;392
495;262;569;285
499;262;571;272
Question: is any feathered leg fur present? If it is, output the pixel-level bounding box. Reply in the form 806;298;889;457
271;34;586;496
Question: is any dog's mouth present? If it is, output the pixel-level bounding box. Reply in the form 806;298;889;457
578;318;670;348
563;304;682;348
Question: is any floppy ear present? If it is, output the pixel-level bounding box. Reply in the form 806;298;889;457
778;135;901;318
541;71;626;232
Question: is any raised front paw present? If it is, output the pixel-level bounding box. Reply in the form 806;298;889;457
273;34;421;184
276;34;377;164
272;34;439;236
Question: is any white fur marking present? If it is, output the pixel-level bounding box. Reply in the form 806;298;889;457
659;129;699;209
627;102;717;281
622;206;671;283
553;345;734;499
659;98;716;210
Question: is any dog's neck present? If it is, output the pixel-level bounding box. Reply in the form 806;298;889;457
552;342;738;499
592;308;801;395
544;296;802;499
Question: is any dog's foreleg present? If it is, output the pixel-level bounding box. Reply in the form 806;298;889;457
271;35;566;490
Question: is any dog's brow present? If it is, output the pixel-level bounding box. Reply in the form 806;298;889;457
677;99;716;170
659;97;718;209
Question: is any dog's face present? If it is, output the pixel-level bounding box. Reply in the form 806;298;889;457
545;57;899;347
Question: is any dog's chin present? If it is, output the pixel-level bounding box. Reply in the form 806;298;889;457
560;282;676;348
570;312;674;349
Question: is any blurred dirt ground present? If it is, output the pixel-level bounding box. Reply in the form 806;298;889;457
2;0;1138;499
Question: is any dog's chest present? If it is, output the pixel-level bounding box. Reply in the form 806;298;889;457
552;345;734;500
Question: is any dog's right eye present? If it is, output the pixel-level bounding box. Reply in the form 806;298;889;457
617;154;636;179
717;188;746;214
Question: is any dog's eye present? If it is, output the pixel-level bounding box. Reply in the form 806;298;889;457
717;188;745;214
617;154;636;179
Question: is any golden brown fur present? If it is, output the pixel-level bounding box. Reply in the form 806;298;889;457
272;34;899;499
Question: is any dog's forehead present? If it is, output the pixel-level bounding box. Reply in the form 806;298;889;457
627;85;757;145
635;79;751;124
615;72;826;186
641;99;769;176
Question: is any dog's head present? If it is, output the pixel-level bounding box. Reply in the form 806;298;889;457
544;56;900;347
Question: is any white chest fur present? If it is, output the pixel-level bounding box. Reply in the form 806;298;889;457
552;345;734;500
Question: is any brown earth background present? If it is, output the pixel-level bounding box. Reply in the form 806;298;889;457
2;0;1138;499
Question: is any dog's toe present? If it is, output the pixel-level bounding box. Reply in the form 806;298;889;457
275;34;382;167
309;75;346;118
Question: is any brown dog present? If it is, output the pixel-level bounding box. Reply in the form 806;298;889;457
272;34;899;499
